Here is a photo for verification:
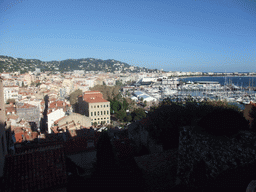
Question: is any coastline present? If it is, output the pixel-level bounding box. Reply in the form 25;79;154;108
179;75;256;79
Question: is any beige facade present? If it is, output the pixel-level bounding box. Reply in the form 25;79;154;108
87;102;110;125
78;91;111;126
57;113;92;128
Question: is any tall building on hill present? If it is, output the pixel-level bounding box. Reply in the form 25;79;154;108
0;78;7;178
78;91;110;125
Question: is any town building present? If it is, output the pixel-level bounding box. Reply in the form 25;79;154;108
78;91;110;125
50;113;91;136
0;78;8;178
3;85;19;103
16;103;41;129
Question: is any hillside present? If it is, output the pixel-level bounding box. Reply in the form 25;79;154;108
0;55;160;73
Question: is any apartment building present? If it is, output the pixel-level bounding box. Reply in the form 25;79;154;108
78;91;110;125
3;86;19;103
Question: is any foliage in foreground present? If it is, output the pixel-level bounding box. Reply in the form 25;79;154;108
249;104;256;131
145;100;249;150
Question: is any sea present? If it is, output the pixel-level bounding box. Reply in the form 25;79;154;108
178;76;256;110
181;76;256;88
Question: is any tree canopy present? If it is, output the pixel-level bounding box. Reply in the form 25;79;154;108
89;85;121;100
131;108;146;121
145;100;247;150
69;89;82;105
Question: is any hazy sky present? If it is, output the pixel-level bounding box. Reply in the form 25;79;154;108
0;0;256;72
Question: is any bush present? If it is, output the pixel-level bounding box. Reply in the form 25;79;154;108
131;108;146;121
96;131;116;169
145;100;247;149
146;103;186;150
197;108;249;137
249;104;256;131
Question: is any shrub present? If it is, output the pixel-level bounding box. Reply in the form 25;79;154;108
146;103;186;150
249;104;256;131
197;108;249;137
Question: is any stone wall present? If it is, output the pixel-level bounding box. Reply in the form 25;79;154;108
177;126;256;187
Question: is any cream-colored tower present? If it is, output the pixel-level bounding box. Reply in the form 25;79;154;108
0;78;7;177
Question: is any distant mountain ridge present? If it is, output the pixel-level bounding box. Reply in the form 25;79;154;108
0;55;160;73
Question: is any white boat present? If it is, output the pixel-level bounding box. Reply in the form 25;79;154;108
236;97;243;103
164;89;178;95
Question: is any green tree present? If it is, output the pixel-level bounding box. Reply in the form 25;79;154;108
125;114;132;122
96;131;116;170
116;109;126;121
110;100;122;114
93;122;98;127
122;98;129;110
90;85;120;100
143;100;147;107
132;108;146;121
249;104;256;130
69;89;82;105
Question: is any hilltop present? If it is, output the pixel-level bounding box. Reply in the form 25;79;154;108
0;55;160;74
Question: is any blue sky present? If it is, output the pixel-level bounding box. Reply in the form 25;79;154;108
0;0;256;72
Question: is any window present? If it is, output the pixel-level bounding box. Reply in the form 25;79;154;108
107;111;109;115
101;118;103;120
94;112;96;116
104;105;105;108
91;122;93;125
91;106;93;108
107;105;108;107
97;105;99;108
98;111;99;115
101;105;102;108
98;118;100;120
104;111;106;115
107;120;109;123
94;106;96;108
101;111;102;115
91;112;93;116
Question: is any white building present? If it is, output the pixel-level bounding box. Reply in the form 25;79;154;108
47;108;66;134
3;86;19;103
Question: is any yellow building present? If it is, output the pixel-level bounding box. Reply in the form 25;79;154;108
78;91;110;125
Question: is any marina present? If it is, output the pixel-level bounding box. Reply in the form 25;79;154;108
136;77;256;111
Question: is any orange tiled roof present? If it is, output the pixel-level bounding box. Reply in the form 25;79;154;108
7;114;18;120
84;97;109;103
83;91;108;103
5;106;16;113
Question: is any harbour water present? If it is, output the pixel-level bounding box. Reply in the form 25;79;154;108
166;76;256;111
181;76;256;88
